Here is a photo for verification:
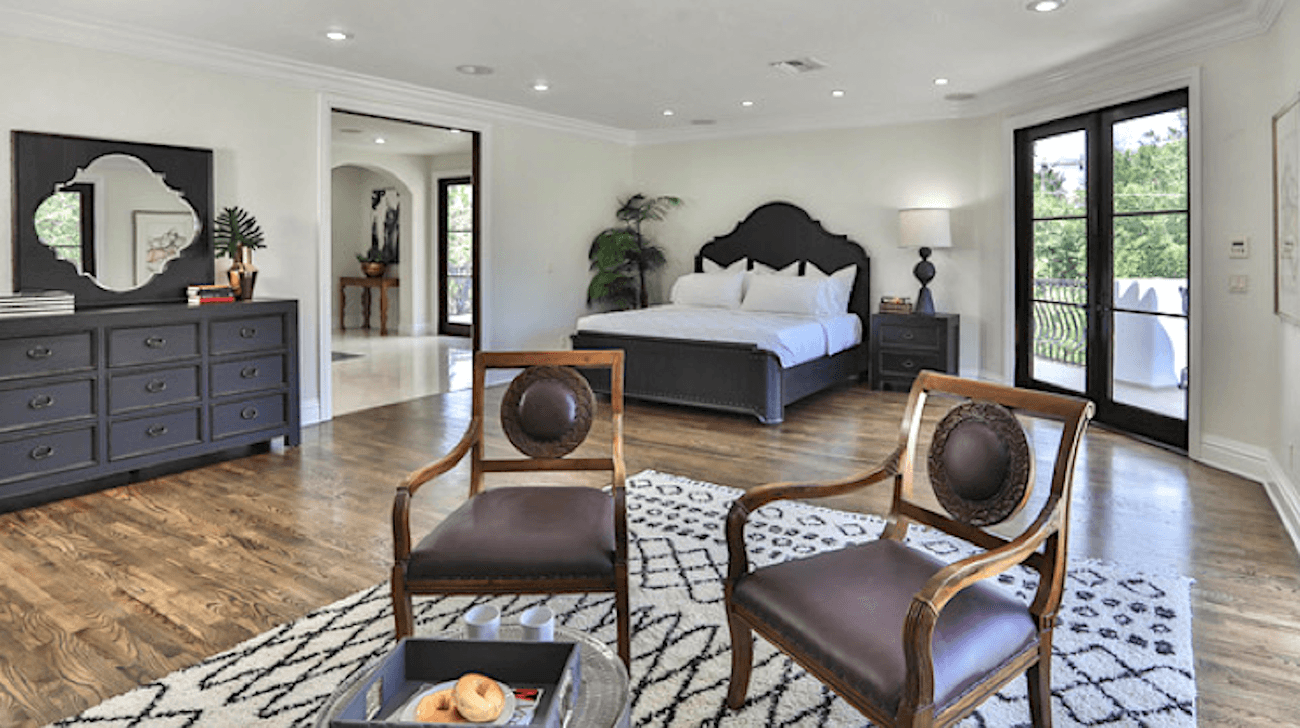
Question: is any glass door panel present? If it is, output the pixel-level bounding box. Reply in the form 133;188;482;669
438;177;473;336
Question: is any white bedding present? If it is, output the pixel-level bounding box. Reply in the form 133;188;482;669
574;305;862;368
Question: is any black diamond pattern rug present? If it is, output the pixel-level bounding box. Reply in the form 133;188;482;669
49;471;1196;727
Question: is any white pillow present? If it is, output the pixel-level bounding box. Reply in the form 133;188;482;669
804;263;857;313
741;275;836;315
701;257;747;274
750;261;800;276
670;271;745;308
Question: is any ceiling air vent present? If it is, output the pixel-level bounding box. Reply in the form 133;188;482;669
769;57;827;75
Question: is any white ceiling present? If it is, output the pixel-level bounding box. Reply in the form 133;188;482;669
0;0;1279;137
331;111;473;157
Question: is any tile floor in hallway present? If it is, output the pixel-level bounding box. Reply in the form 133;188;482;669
330;330;477;416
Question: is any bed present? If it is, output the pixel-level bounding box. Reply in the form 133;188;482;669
571;201;871;424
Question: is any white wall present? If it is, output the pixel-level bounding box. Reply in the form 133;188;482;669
633;119;989;377
0;35;323;417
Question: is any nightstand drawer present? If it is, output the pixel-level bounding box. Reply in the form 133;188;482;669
879;321;942;348
0;379;95;432
879;351;946;376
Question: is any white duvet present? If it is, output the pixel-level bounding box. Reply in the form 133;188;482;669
574;305;862;368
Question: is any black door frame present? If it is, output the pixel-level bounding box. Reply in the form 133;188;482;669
1014;88;1190;449
437;176;474;338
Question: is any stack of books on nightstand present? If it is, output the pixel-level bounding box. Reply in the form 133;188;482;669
879;296;912;314
0;290;75;318
187;284;235;305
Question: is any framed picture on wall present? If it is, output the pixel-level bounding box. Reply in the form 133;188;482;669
1274;94;1300;324
133;211;194;287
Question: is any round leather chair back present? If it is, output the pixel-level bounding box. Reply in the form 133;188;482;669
500;365;595;458
927;401;1034;526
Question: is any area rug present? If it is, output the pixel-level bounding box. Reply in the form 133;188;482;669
50;471;1196;727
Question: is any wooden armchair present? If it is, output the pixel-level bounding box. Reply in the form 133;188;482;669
723;371;1094;727
391;350;630;666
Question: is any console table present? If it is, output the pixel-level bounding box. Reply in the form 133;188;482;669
339;276;399;336
0;299;301;513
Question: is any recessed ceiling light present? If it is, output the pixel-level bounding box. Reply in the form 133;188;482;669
456;64;494;75
1027;0;1066;11
325;30;350;41
831;89;846;98
374;137;386;144
532;81;549;92
449;129;463;134
741;100;754;107
934;78;950;86
663;109;675;116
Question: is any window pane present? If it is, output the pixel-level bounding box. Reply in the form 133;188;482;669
1112;213;1188;315
1113;109;1188;214
1033;219;1087;285
1033;130;1087;217
1032;302;1086;392
1112;311;1187;419
448;184;473;231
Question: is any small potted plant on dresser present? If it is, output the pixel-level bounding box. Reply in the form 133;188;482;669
214;206;266;300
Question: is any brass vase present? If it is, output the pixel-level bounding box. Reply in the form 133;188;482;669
361;261;387;278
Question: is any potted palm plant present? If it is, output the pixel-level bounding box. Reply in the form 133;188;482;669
214;206;265;300
587;194;682;309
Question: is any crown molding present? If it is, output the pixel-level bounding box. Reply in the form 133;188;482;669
0;7;636;146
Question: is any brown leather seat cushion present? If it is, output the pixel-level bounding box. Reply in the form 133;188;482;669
406;487;615;580
731;538;1036;714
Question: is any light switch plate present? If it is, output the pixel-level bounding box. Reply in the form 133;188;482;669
1229;274;1249;293
1230;238;1250;258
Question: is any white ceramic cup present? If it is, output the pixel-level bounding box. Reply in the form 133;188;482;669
519;606;554;642
463;604;500;640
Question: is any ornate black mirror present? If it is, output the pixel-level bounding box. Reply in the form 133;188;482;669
13;131;214;307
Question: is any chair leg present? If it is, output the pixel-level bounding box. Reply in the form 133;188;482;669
1026;636;1054;728
725;608;754;710
615;567;632;669
391;567;414;641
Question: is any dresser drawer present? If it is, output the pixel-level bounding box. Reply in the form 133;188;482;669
109;324;199;366
879;350;946;377
879;321;942;349
0;332;94;380
211;355;286;396
109;366;200;414
0;379;95;432
211;316;285;355
212;393;286;439
0;426;96;484
109;408;201;460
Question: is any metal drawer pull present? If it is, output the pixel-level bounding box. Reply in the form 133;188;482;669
240;406;259;420
146;379;168;393
902;331;915;340
30;444;54;461
146;424;169;437
27;346;53;359
902;360;915;369
28;394;55;410
239;327;257;339
240;366;260;379
145;336;167;349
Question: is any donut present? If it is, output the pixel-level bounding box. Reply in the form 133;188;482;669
452;673;506;723
415;689;463;723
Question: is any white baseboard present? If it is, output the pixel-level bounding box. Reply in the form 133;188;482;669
1200;434;1300;556
301;397;322;428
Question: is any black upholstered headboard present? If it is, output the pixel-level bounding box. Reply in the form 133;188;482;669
695;202;872;327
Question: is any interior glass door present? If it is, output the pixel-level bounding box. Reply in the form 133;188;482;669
438;177;473;337
1016;89;1189;449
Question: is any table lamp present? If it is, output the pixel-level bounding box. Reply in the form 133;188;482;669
898;208;952;315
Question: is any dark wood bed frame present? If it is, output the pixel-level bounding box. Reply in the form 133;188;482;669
572;202;871;424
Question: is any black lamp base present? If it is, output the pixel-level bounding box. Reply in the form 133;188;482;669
914;286;935;315
912;246;937;316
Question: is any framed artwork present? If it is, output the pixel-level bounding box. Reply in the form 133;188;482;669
371;188;400;264
1274;94;1300;323
133;211;194;286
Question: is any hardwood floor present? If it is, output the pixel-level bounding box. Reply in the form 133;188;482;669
1;381;1297;726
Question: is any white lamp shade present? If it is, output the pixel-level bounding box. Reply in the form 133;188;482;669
899;208;952;249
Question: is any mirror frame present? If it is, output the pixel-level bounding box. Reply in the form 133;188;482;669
12;131;214;307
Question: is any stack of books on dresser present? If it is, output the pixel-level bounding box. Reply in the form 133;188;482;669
0;290;75;318
187;284;235;305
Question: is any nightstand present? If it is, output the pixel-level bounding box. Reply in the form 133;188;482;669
870;313;960;391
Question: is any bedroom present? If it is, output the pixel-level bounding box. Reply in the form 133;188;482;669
0;0;1297;725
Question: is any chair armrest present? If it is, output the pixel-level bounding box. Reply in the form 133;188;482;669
724;449;901;584
392;418;483;563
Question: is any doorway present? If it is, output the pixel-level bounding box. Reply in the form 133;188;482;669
1014;89;1190;449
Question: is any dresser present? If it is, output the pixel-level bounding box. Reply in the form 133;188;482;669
869;313;960;391
0;299;300;513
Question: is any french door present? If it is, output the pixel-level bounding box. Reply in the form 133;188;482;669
1014;89;1190;449
438;176;473;337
